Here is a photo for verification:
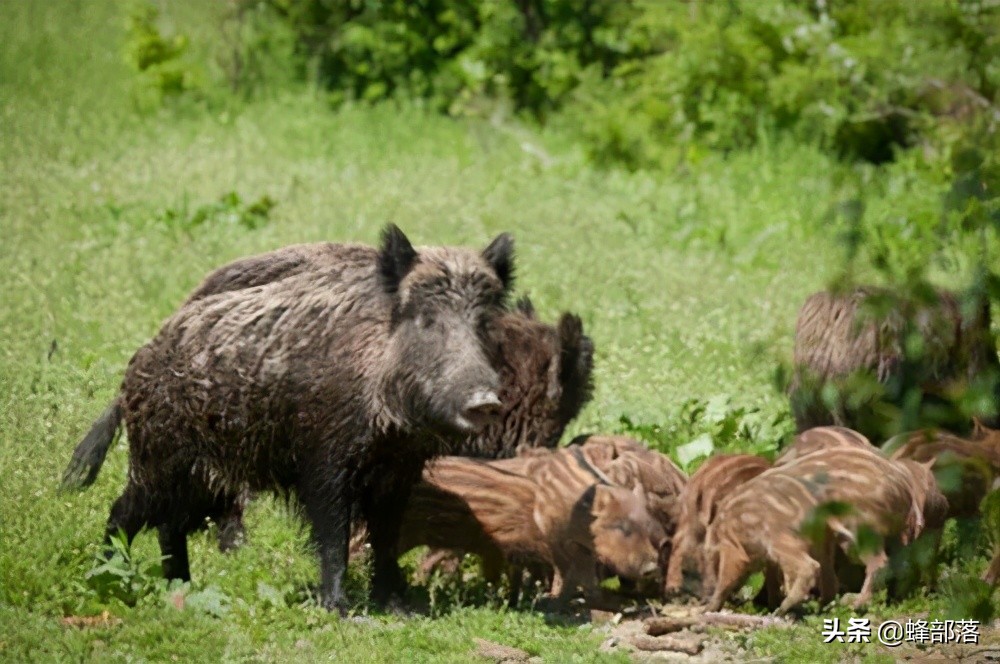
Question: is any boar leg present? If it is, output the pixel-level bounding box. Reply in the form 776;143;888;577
704;542;751;612
103;480;151;555
507;564;523;608
364;497;409;607
816;536;838;606
548;567;564;597
853;549;888;609
552;547;598;606
664;529;689;595
216;490;251;553
773;535;820;616
158;525;191;581
301;475;351;613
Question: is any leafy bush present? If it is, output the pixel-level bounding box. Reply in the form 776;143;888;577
617;395;791;472
125;1;204;109
573;0;1000;168
255;0;646;114
86;531;165;607
232;1;999;172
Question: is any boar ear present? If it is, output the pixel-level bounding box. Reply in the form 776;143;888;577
514;295;536;318
552;313;595;422
482;233;515;292
591;484;613;513
378;224;418;294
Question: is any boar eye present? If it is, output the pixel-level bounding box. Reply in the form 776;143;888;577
613;521;633;537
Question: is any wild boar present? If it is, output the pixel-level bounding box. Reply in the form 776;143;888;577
152;245;594;553
704;447;945;614
398;453;663;607
61;225;514;612
571;434;688;538
186;245;595;460
664;453;771;595
788;286;1000;439
887;420;1000;519
774;426;876;466
492;445;667;592
887;420;1000;585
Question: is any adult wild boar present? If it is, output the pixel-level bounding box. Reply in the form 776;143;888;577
142;242;594;551
789;286;1000;439
184;246;594;458
61;225;515;612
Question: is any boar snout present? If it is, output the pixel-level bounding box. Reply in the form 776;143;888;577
454;389;503;433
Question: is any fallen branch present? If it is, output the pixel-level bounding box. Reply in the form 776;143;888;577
644;617;695;635
699;612;791;629
631;635;704;655
645;612;790;635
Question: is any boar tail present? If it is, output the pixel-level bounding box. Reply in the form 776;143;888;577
60;397;123;491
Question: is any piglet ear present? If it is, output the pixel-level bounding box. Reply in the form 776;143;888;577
592;484;613;513
482;233;515;292
378;224;418;294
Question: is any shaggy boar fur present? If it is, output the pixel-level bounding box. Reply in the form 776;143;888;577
789;287;1000;439
664;453;771;595
158;245;593;553
62;225;515;612
185;249;595;459
704;447;946;614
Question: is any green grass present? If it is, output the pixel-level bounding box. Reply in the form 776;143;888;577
2;1;997;662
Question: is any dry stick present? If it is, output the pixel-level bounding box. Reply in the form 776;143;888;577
644;612;790;635
631;635;705;655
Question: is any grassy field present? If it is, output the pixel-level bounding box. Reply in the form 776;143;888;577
2;2;996;662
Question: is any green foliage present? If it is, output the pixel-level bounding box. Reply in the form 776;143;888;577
124;1;203;109
617;395;791;471
217;1;299;96
158;191;277;234
85;531;166;607
574;0;1000;168
942;572;997;624
258;0;645;114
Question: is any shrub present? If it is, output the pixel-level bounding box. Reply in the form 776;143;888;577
124;1;204;109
